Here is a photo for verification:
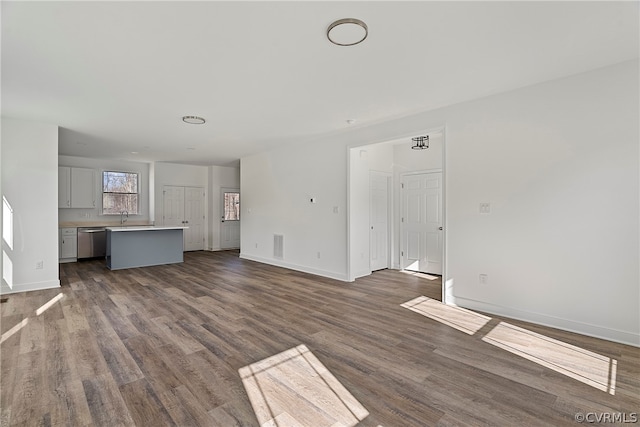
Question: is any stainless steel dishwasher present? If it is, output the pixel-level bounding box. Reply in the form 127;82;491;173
77;227;106;259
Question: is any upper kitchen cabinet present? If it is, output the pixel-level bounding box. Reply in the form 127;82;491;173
58;166;71;208
58;166;96;208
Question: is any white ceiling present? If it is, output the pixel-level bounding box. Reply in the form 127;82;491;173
2;1;638;166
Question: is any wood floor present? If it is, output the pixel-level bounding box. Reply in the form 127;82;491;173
1;250;638;426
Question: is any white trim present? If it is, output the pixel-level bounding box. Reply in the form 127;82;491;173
0;279;60;295
346;144;353;281
440;126;448;304
454;297;640;348
240;253;350;282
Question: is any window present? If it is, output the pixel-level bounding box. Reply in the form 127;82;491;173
102;171;139;215
223;192;240;220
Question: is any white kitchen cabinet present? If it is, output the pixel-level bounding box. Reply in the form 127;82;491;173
58;167;71;208
71;167;96;208
58;166;96;208
59;228;77;262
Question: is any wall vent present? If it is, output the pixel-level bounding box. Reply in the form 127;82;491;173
273;234;284;259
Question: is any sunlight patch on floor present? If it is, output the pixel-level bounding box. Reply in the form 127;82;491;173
402;296;618;395
482;321;617;395
239;344;369;427
1;293;64;345
401;296;491;335
36;293;64;316
0;317;28;344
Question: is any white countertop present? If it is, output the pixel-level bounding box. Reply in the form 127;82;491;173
106;226;188;232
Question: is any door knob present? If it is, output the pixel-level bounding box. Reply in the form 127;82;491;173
439;227;443;230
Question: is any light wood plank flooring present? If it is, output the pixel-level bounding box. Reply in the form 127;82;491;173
1;250;638;426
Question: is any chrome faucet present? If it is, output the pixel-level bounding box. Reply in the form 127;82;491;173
120;210;129;225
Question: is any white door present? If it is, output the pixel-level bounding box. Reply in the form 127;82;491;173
220;188;240;249
401;172;443;274
370;172;389;271
184;187;205;251
163;186;185;227
163;186;205;251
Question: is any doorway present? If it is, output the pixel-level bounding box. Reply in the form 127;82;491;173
348;128;446;301
220;188;240;249
163;186;205;251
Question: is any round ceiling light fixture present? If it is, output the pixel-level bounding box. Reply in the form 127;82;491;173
182;116;205;124
327;18;368;46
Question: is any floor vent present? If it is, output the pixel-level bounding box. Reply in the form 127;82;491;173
273;234;284;259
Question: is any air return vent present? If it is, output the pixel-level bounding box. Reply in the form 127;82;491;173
273;234;284;259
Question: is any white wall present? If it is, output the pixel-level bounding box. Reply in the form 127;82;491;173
58;155;151;223
348;148;371;279
1;117;60;294
241;60;639;345
208;165;240;251
241;141;348;280
440;60;639;345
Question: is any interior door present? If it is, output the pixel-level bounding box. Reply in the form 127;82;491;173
184;187;205;251
163;185;205;251
220;188;240;249
401;172;443;274
163;186;185;227
370;172;389;271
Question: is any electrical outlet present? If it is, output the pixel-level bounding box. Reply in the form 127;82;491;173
479;274;488;284
36;261;44;270
479;203;491;214
317;252;321;259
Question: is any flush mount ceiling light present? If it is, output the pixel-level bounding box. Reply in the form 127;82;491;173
182;116;205;124
327;18;368;46
411;135;429;150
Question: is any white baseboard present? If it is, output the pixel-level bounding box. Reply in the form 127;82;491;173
453;296;640;348
1;279;61;295
239;253;349;282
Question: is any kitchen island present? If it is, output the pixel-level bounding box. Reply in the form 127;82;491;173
105;226;187;270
